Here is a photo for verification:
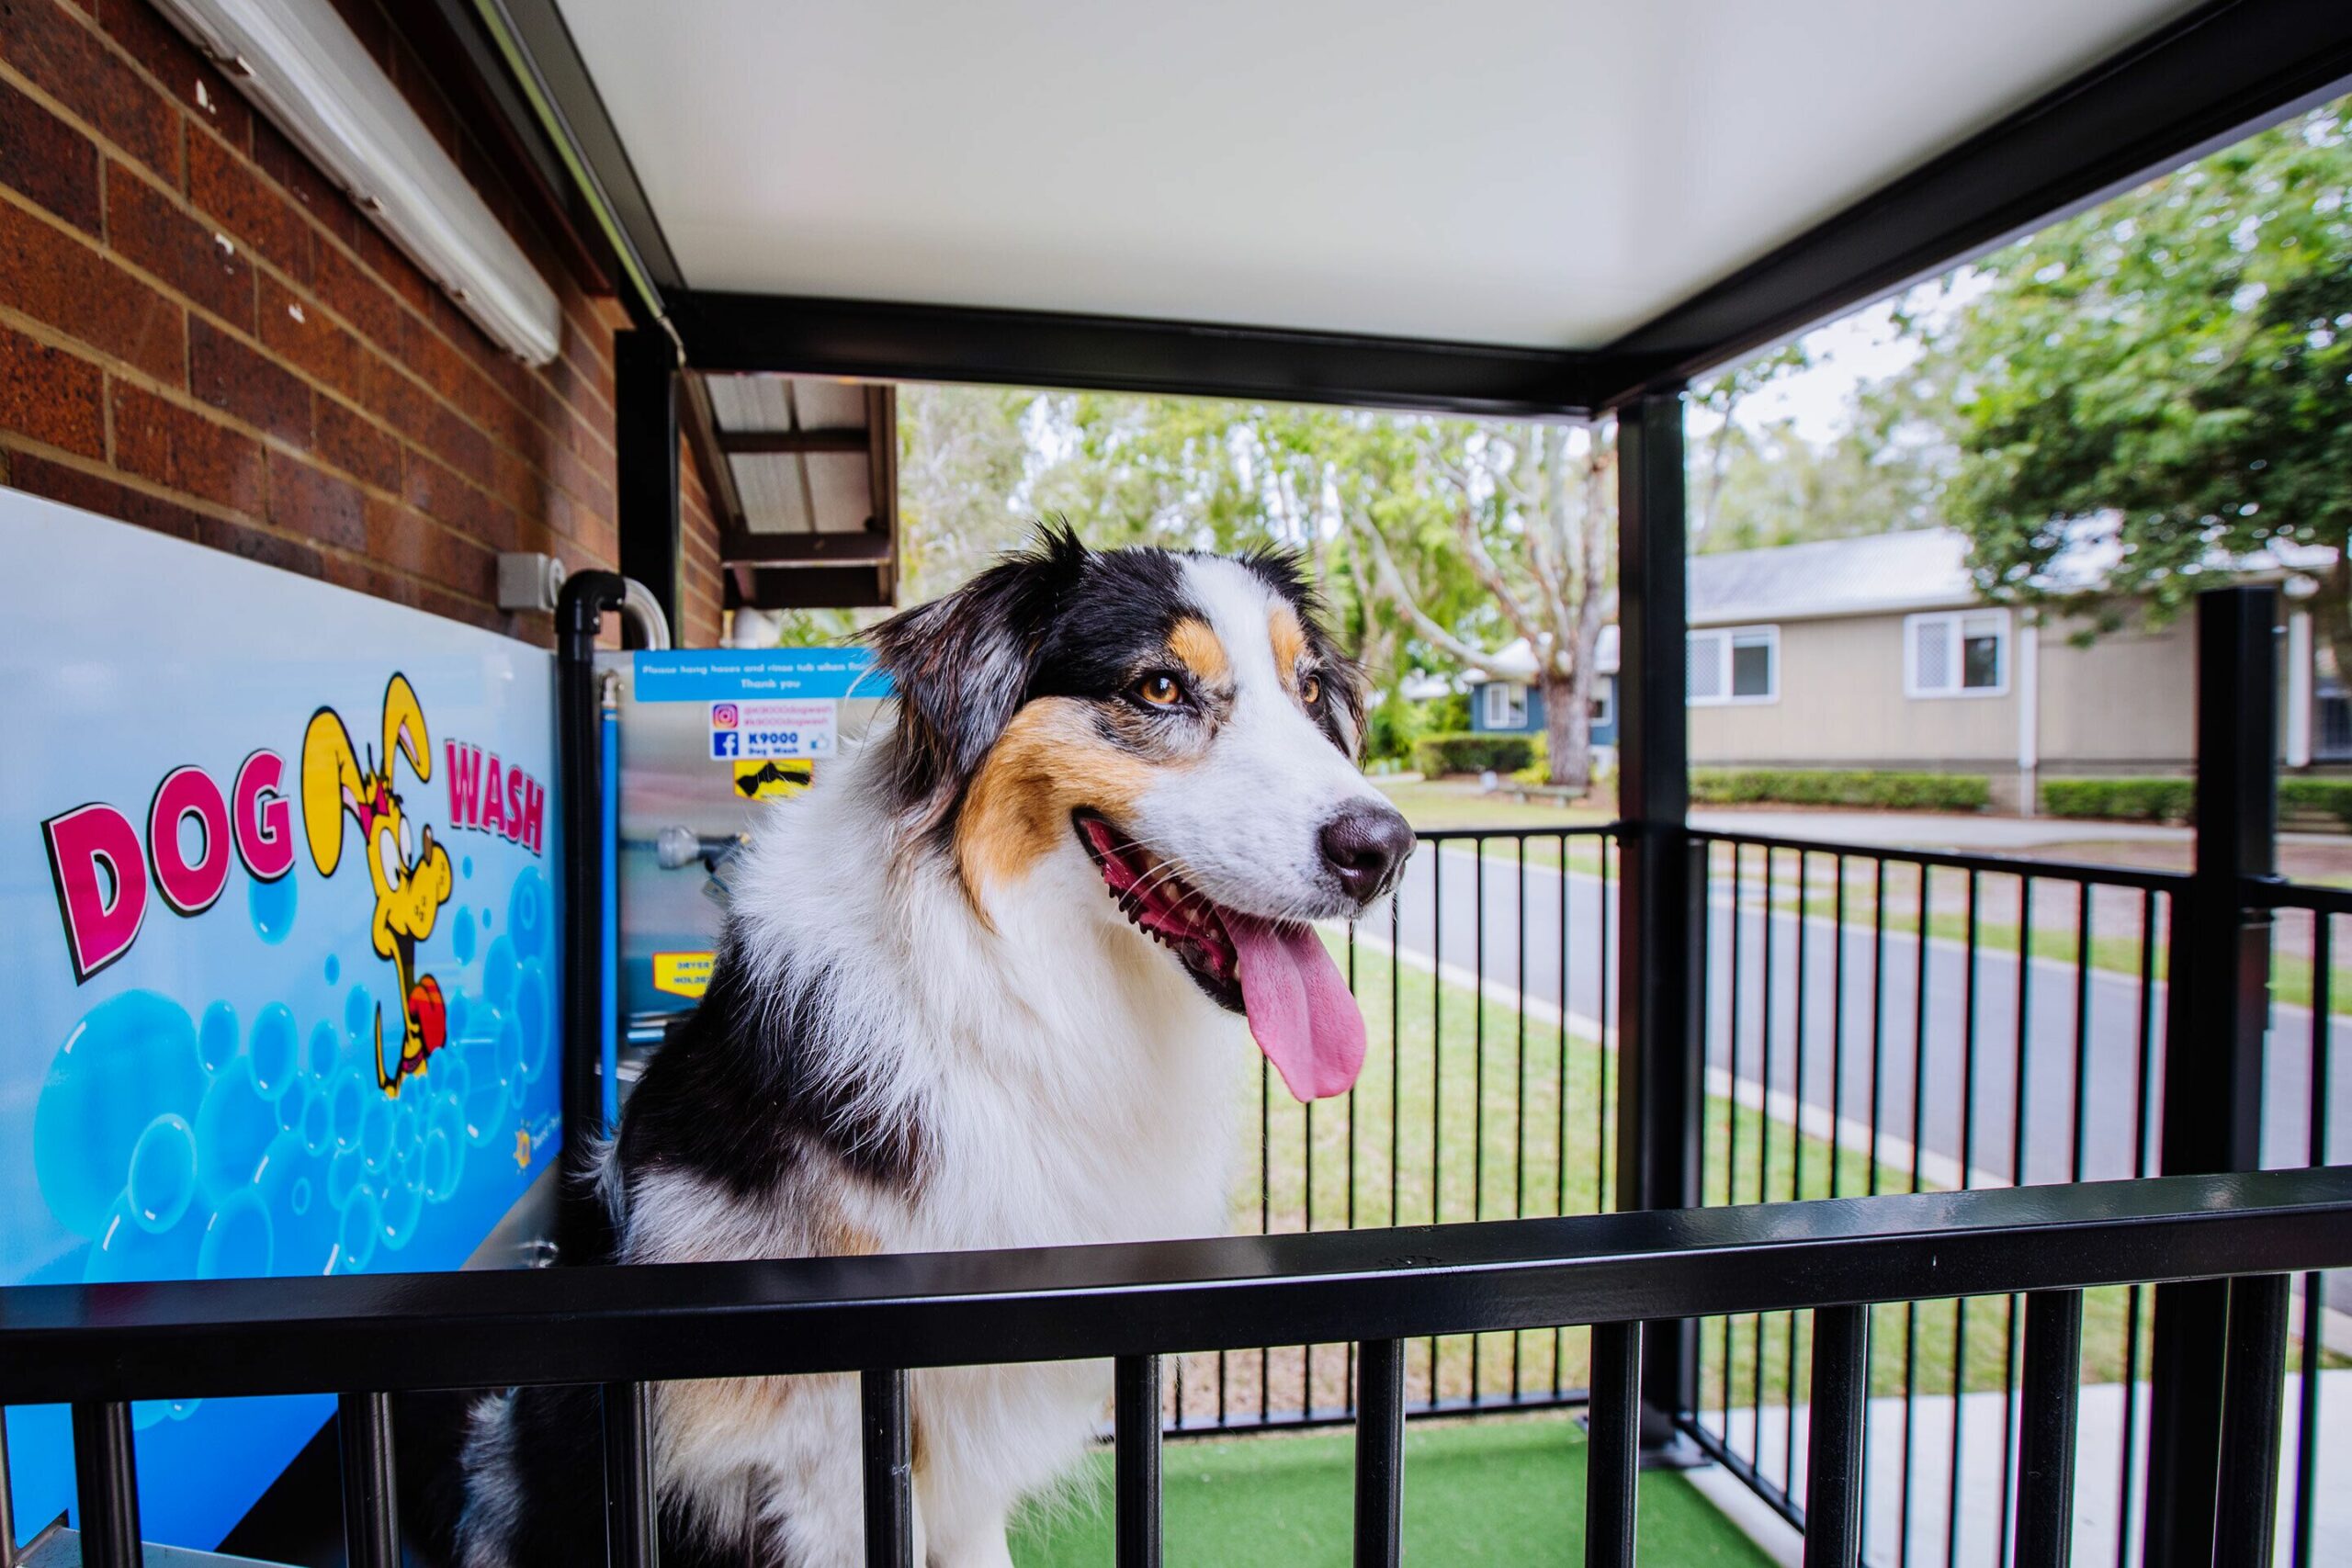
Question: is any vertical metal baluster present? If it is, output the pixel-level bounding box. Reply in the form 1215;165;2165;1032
339;1390;401;1568
1346;918;1359;1420
1724;844;1746;1437
1830;853;1849;1199
1948;870;1984;1568
1755;847;1778;1472
1786;851;1811;1496
861;1369;912;1568
1355;1340;1406;1568
1514;837;1528;1402
1586;1321;1644;1568
0;1401;17;1568
2073;886;2094;1183
2212;1275;2291;1568
2116;890;2161;1568
1868;858;1888;1199
1472;837;1487;1405
72;1402;140;1568
1392;880;1403;1232
600;1381;658;1568
1115;1355;1163;1568
1804;1304;1871;1568
1999;877;2037;1560
1600;833;1615;1210
1430;843;1443;1406
2012;1290;2085;1568
1558;830;1572;1398
1261;1045;1272;1424
1306;1035;1317;1423
1903;861;1933;1568
2293;916;2332;1568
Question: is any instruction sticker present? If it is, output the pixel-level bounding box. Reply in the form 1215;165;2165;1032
652;951;716;998
733;758;814;799
710;698;836;761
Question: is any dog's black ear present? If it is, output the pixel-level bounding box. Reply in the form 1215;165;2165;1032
866;523;1088;827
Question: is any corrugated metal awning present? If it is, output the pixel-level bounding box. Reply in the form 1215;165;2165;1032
698;374;899;609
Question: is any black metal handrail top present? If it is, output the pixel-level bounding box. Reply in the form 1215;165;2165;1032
4;1170;2346;1407
1408;822;1619;844
1689;826;2191;892
2246;873;2352;917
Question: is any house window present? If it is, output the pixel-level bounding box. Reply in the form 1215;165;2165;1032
1589;678;1614;728
1481;681;1528;729
1906;610;2009;697
1689;626;1778;705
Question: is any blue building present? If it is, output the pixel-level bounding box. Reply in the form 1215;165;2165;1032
1462;633;1618;746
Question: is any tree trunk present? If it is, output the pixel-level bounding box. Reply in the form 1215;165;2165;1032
1542;671;1591;794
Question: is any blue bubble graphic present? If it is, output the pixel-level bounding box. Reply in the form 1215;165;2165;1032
86;1194;202;1284
254;1133;334;1277
303;1021;338;1086
497;1013;526;1108
300;1087;334;1156
248;870;296;943
198;1001;239;1075
194;1060;277;1202
507;867;549;959
36;990;206;1237
276;1074;313;1138
343;987;374;1043
421;1127;459;1202
338;1189;381;1272
447;993;470;1042
514;962;551;1083
330;1066;370;1151
461;854;474;879
360;1095;394;1174
249;1003;298;1100
129;1114;198;1234
199;1190;273;1280
380;1179;424;1251
324;953;341;985
482;937;517;1008
482;908;492;930
460;1041;508;1148
394;1093;424;1164
134;1401;174;1431
328;1146;366;1211
453;907;478;964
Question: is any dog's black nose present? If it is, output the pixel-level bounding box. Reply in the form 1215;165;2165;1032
1319;803;1416;901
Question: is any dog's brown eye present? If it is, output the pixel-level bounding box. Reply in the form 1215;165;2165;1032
1300;673;1322;705
1136;673;1183;706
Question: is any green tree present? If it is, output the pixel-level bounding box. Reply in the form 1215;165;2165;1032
1927;98;2352;665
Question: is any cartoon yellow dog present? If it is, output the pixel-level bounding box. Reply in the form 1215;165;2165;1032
302;673;455;1096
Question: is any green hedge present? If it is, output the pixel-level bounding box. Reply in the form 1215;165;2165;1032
2280;778;2352;829
1690;768;1991;812
2040;777;2194;823
1415;731;1536;776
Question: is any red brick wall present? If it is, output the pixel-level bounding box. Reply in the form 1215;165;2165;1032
680;431;724;646
0;0;719;645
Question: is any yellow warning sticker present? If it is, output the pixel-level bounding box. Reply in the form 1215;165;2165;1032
652;951;716;998
732;758;815;798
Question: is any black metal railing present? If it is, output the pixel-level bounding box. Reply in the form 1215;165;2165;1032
1683;830;2190;1566
1205;823;1619;1431
5;1169;2346;1568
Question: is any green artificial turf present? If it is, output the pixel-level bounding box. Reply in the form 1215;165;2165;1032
1010;1415;1772;1566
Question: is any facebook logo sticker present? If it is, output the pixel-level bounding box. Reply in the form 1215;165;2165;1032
711;731;741;759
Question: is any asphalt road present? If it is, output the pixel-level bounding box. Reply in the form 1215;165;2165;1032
1369;842;2349;1187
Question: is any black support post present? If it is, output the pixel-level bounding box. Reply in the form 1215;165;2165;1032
1114;1355;1163;1568
1583;1320;1643;1568
602;1381;660;1568
1613;389;1704;1455
616;328;681;636
336;1391;400;1568
71;1402;141;1568
1353;1339;1406;1568
2144;585;2278;1568
557;570;628;1266
861;1368;914;1568
2212;1274;2292;1568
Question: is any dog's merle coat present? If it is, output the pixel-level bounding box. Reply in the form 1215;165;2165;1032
403;529;1401;1568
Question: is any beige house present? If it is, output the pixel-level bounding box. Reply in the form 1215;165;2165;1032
1679;530;2337;812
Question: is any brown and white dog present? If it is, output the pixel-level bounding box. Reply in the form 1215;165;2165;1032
429;527;1415;1567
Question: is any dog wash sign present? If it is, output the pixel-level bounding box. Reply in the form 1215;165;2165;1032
0;491;561;1553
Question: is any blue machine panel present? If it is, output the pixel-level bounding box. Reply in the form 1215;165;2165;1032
0;492;562;1551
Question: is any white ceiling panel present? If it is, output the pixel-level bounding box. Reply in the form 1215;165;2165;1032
557;0;2200;349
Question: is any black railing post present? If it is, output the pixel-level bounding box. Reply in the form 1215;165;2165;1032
71;1401;140;1568
1114;1355;1163;1568
616;328;682;636
558;570;628;1267
1613;388;1704;1455
336;1391;401;1568
1354;1338;1406;1568
861;1368;914;1568
2144;584;2278;1568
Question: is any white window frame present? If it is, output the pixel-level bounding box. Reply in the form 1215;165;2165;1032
1481;680;1528;729
1905;608;2011;699
1689;625;1780;706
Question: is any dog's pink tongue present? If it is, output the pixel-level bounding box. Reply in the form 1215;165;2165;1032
1228;915;1366;1101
